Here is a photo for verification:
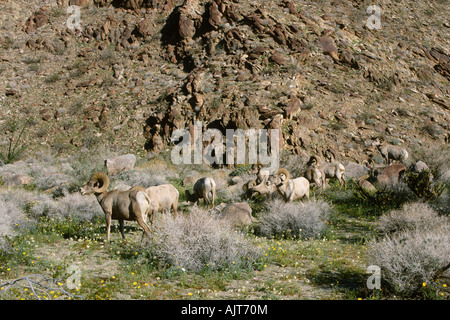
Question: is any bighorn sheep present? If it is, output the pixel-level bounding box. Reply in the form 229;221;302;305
252;163;270;184
242;179;257;198
372;163;407;187
372;137;409;165
185;177;217;209
145;184;179;223
303;166;324;189
250;168;310;203
80;172;152;242
307;156;346;189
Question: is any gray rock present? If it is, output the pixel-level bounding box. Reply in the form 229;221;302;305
219;202;254;229
344;162;370;181
105;154;136;176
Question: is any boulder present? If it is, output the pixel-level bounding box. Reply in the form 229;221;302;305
105;154;136;175
344;162;370;182
219;202;254;228
0;173;34;188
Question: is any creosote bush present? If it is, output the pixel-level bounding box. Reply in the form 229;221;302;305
0;199;30;254
404;170;445;202
146;206;262;273
28;191;103;222
259;200;331;240
379;202;449;235
367;203;450;297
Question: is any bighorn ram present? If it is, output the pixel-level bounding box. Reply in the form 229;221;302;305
250;168;310;203
185;177;217;209
80;172;152;242
145;184;179;223
307;156;346;189
372;137;409;165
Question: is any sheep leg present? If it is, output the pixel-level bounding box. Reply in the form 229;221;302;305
118;219;125;240
341;177;347;190
135;216;151;241
172;202;178;215
105;212;112;242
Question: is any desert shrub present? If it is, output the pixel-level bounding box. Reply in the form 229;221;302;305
64;147;118;190
366;224;450;297
0;157;74;193
116;168;169;188
0;199;30;254
279;153;309;181
0;189;39;211
404;170;445;202
147;207;262;272
259;200;331;240
409;145;450;182
353;180;416;213
28;192;103;222
229;164;253;177
379;202;449;235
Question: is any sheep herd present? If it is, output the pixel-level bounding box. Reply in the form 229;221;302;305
81;140;433;242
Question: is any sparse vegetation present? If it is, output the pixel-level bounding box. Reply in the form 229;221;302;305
259;200;331;240
404;170;445;201
147;206;263;273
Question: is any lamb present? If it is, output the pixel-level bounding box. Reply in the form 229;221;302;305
372;137;409;165
250;168;310;203
145;184;179;224
80;172;152;242
185;177;217;209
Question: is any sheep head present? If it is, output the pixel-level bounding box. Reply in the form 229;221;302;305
185;189;197;202
269;168;290;186
306;155;320;168
248;178;276;195
80;172;110;195
372;136;386;148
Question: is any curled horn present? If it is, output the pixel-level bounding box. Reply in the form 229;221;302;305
307;155;319;167
276;168;290;183
90;172;110;193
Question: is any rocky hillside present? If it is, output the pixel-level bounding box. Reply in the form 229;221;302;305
0;0;449;165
